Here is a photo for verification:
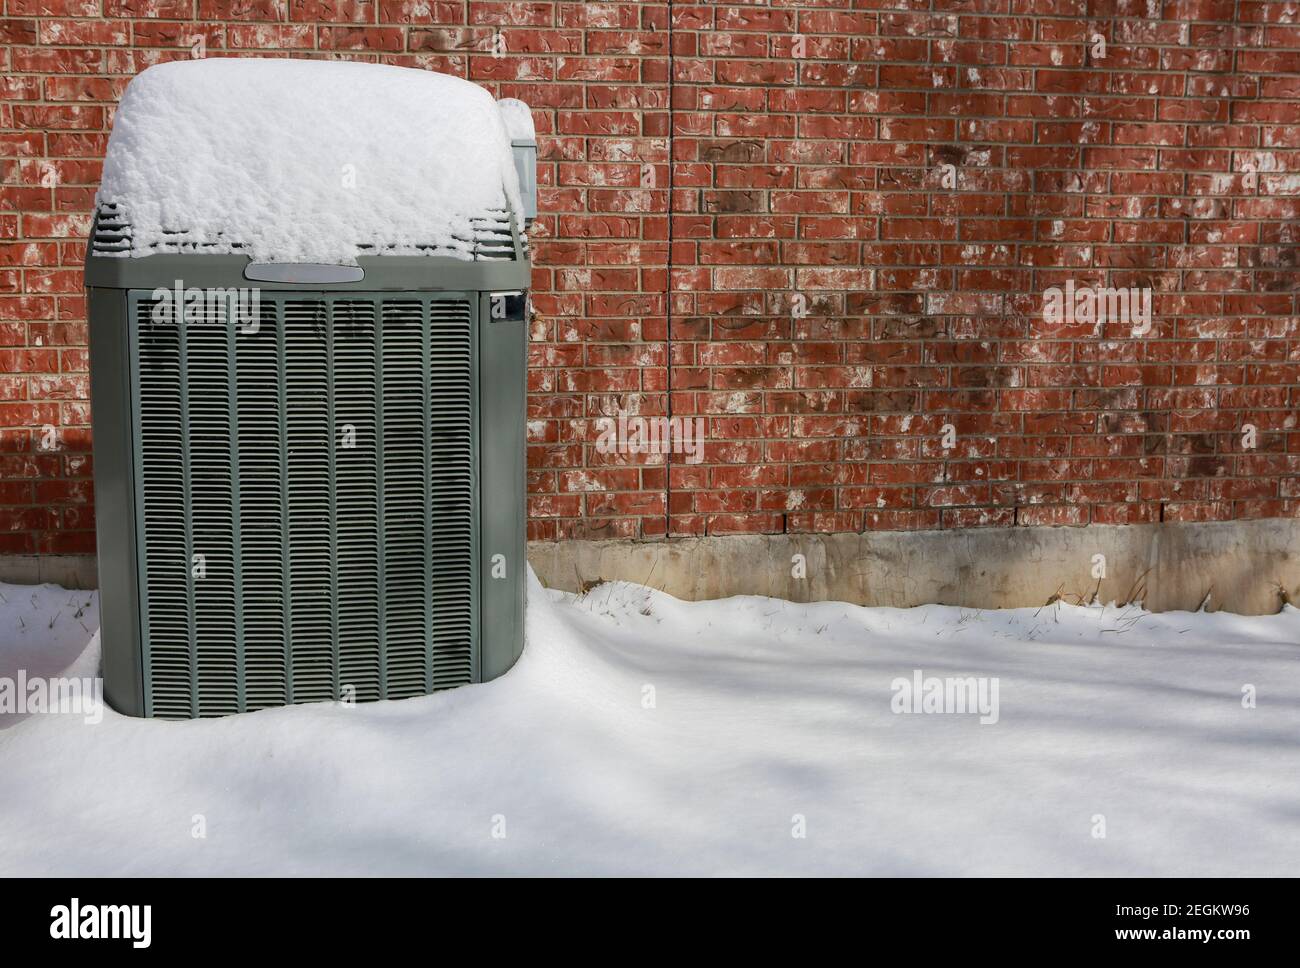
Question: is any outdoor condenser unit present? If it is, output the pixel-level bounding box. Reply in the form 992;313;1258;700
86;60;533;718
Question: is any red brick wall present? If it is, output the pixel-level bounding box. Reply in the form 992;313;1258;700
2;2;1298;556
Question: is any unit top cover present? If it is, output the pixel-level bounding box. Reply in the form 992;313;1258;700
94;58;526;265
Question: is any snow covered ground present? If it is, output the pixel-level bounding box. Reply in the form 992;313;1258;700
1;571;1298;876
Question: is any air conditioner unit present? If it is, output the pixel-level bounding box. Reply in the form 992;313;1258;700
85;59;533;718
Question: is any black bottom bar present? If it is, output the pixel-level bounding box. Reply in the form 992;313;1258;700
1;876;1283;955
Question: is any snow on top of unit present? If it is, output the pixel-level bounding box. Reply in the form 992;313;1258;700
497;98;536;143
96;58;525;265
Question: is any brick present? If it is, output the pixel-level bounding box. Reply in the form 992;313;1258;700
0;9;1297;552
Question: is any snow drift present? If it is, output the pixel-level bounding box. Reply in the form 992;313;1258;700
1;572;1298;876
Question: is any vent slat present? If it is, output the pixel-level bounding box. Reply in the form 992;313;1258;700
335;301;382;702
381;301;431;698
187;309;238;716
237;302;288;710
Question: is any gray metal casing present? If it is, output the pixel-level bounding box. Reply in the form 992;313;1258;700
87;247;529;718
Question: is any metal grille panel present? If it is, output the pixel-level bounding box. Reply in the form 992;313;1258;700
131;292;477;718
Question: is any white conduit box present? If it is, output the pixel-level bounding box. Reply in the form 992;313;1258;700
498;97;538;223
